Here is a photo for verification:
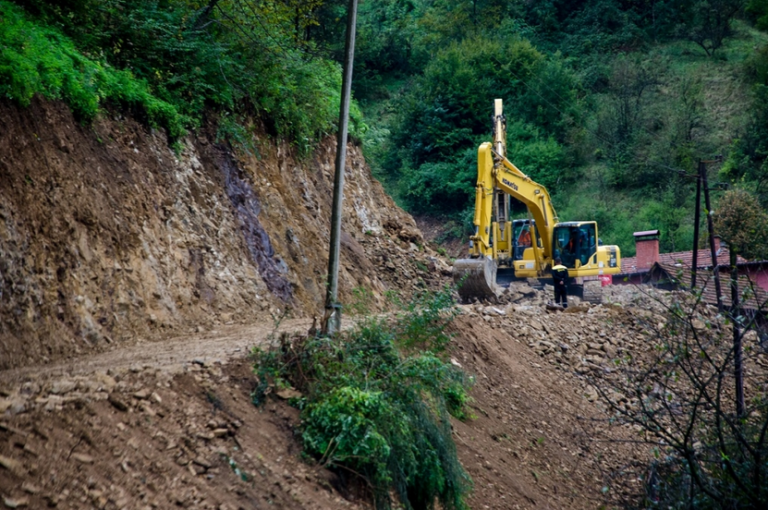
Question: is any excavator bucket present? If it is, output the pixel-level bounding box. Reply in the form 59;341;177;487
453;258;498;301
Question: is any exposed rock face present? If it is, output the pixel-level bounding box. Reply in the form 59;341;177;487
0;99;438;369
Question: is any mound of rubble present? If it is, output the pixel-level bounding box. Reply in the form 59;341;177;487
460;282;768;409
0;359;363;510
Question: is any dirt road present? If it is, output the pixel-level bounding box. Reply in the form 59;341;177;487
0;318;313;386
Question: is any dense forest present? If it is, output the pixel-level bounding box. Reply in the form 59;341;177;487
3;0;768;256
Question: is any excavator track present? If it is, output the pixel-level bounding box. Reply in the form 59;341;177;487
453;258;498;302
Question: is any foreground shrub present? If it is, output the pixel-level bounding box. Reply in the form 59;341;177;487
253;288;472;509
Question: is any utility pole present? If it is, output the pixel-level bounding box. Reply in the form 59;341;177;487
730;248;745;416
700;160;723;312
691;165;702;289
322;0;358;336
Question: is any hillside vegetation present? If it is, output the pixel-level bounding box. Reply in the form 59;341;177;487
351;0;768;256
3;0;768;255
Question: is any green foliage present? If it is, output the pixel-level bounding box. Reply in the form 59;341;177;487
393;286;459;353
384;34;579;213
0;0;185;137
4;0;366;152
722;81;768;205
346;285;374;316
216;112;257;157
714;188;768;258
671;0;744;57
747;0;768;30
252;287;472;509
352;0;768;261
646;411;768;509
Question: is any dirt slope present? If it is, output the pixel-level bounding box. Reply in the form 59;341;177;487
0;283;680;509
0;97;706;509
0;98;447;370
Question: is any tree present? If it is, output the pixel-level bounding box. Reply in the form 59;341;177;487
589;289;768;507
715;189;768;260
715;189;768;416
386;34;580;214
674;0;744;56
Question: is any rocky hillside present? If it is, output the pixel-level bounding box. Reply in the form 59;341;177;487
0;98;447;370
3;98;762;509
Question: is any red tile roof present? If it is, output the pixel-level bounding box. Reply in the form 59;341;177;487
621;248;747;274
647;262;768;311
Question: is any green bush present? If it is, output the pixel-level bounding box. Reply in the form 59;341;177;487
3;0;367;151
0;0;185;138
253;287;472;509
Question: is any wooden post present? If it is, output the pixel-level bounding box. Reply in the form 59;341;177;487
691;164;702;289
322;0;358;336
701;161;723;311
731;249;745;416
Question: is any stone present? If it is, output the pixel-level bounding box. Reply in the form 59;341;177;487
0;455;23;476
49;380;77;395
71;453;94;464
108;394;129;412
5;399;27;416
193;457;212;469
133;389;150;400
2;497;28;508
275;388;302;400
20;483;40;495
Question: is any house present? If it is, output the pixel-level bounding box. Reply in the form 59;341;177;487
643;262;768;312
613;230;768;290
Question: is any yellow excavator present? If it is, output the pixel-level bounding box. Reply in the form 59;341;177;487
453;99;621;303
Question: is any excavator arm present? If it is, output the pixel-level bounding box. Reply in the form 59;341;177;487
469;142;558;264
456;98;561;300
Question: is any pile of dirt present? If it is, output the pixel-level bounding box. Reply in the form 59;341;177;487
0;357;364;510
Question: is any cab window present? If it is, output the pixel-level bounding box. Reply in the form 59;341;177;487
554;224;597;268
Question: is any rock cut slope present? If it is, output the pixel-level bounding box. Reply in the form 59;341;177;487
0;98;447;370
4;97;752;509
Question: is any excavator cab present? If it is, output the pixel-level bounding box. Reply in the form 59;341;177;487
511;219;538;260
553;222;597;269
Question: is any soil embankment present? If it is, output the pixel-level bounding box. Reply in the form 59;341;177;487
0;98;447;370
0;284;678;509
